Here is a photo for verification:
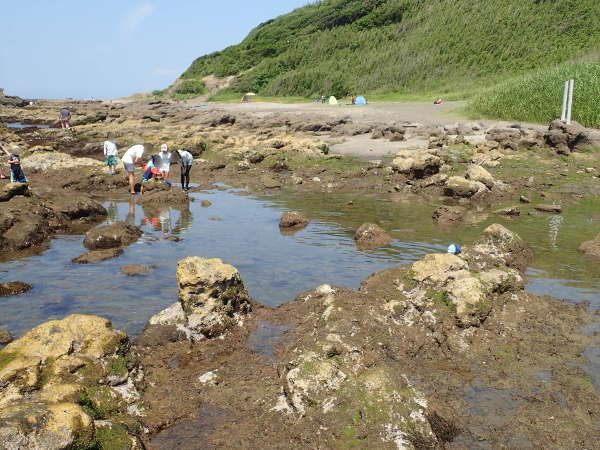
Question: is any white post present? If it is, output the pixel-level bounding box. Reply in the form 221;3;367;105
566;79;574;125
561;80;569;122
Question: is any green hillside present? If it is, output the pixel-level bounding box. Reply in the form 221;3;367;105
180;0;600;101
469;60;600;128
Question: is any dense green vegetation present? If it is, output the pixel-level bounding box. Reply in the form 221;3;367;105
180;0;600;99
468;61;600;128
174;79;207;96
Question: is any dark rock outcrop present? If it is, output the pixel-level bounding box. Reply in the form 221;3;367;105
279;211;310;229
83;222;142;250
354;223;392;250
0;281;32;296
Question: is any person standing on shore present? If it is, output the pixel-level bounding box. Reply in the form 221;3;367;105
122;144;145;194
59;107;71;128
157;144;172;184
103;140;119;175
175;149;194;191
0;143;27;183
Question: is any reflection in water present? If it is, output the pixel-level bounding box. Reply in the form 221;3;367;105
106;202;119;225
0;188;598;339
548;215;564;249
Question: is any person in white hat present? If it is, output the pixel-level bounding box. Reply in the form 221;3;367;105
157;143;172;184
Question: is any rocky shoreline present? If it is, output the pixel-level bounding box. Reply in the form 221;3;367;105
1;98;599;448
1;224;598;448
1;98;599;260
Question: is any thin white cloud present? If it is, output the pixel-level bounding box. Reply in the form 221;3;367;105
121;3;155;35
153;67;179;77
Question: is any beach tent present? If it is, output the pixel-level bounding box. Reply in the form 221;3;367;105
355;96;367;105
328;96;338;105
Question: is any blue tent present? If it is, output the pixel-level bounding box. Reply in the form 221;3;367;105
355;95;367;105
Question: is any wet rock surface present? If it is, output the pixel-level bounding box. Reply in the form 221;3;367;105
72;248;124;264
0;328;13;345
432;205;465;225
0;187;106;254
354;223;392;250
133;226;598;449
121;265;156;276
534;203;562;213
0;281;32;296
279;211;310;229
83;222;142;250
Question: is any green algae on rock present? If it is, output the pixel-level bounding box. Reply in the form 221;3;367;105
0;314;143;449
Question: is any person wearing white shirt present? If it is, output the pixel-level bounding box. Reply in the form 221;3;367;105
157;143;172;183
176;149;194;191
103;140;118;175
122;144;145;194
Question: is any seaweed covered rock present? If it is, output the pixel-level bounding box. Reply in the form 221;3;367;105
0;281;32;296
0;196;63;252
271;285;451;448
400;224;529;327
0;182;30;202
279;211;310;229
48;195;107;221
432;205;465;225
147;257;252;341
83;222;142;250
0;314;142;449
0;329;13;345
579;232;600;259
354;223;392;250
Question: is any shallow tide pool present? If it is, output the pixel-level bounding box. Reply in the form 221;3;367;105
1;186;598;337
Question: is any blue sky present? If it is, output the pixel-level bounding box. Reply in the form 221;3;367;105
0;1;308;99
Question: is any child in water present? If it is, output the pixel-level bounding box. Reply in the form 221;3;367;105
0;143;28;183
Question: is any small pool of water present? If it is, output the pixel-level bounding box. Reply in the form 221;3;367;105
0;187;598;338
3;122;51;129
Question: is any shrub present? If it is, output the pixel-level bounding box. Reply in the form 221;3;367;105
174;79;207;96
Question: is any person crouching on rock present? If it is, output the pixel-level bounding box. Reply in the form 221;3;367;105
175;149;194;191
142;155;160;183
1;143;27;183
122;144;145;194
59;107;71;128
157;144;172;186
103;140;119;175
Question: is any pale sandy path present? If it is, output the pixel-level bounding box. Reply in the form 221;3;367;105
188;100;467;126
184;99;547;161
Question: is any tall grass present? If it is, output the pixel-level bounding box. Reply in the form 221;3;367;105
468;61;600;127
179;0;600;100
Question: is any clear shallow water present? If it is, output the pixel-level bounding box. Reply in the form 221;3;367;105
0;187;598;338
3;123;50;129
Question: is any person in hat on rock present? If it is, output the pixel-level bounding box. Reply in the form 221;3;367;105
0;143;27;183
157;144;172;184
